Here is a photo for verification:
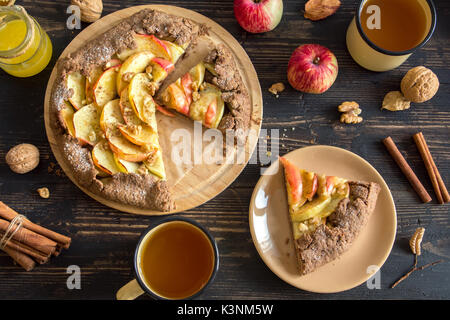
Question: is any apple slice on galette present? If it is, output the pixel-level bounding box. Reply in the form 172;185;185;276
279;157;381;275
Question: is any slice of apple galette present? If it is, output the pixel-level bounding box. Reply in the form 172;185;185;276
50;9;251;211
279;157;380;275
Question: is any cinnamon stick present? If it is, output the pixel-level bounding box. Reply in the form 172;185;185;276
382;136;432;203
0;202;71;249
2;246;36;271
0;233;50;264
413;133;443;203
0;219;57;256
415;132;449;203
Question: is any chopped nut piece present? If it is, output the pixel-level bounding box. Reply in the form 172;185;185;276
122;72;135;82
192;91;200;102
298;223;308;232
129;124;142;135
338;101;362;124
145;81;158;96
98;141;108;150
143;150;157;163
88;131;97;143
268;82;285;95
338;101;359;113
141;144;156;153
137;164;150;175
48;162;56;173
409;227;425;256
382;91;411;111
304;0;341;21
340;112;363;124
37;187;50;199
145;65;153;75
123;106;134;119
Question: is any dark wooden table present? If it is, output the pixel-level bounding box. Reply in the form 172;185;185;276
0;0;448;300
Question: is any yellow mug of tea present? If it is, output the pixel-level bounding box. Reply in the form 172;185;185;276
346;0;436;72
116;217;219;300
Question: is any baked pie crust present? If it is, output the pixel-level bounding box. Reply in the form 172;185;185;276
49;9;251;211
280;157;381;275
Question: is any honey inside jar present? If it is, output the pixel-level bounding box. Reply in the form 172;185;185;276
360;0;428;52
0;5;52;77
138;221;215;299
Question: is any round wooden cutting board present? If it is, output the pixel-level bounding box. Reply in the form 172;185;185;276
44;5;262;215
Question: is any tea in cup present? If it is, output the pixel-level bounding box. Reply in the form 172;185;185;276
346;0;436;71
116;217;219;300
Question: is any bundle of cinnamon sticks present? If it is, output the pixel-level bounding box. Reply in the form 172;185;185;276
0;201;71;271
383;132;449;204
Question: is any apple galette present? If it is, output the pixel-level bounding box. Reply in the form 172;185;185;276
49;9;251;211
279;157;380;275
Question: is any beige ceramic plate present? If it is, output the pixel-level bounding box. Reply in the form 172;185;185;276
249;145;397;293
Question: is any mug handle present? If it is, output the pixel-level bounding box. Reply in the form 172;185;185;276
116;279;145;300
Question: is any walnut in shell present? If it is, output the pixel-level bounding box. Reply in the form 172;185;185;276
71;0;103;23
382;91;411;111
400;66;439;103
5;144;40;174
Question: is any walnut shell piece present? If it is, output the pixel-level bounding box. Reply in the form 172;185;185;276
268;82;285;95
71;0;103;23
304;0;341;21
400;66;439;103
5;144;40;174
37;187;50;199
382;91;411;111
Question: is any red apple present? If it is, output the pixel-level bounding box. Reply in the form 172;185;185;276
234;0;283;33
287;44;338;94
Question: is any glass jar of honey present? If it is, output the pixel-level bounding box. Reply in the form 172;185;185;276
0;5;52;77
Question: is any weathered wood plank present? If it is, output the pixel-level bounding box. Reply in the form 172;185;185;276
0;0;448;299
